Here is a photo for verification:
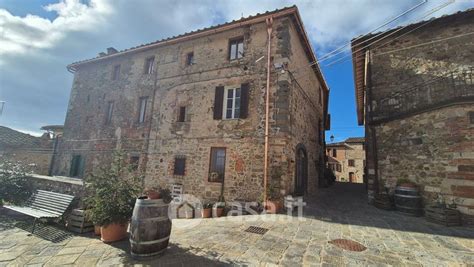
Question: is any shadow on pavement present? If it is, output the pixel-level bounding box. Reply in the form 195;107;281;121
302;182;474;239
0;209;73;243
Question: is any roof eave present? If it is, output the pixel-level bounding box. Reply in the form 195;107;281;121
67;6;299;70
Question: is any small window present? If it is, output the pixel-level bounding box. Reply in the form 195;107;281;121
224;87;241;119
112;64;121;80
144;57;155;74
348;159;355;167
229;38;244;60
332;149;337;157
209;147;226;182
138;97;148;123
336;164;342;172
178;106;186;122
70;155;85;178
186;52;194;66
105;101;114;125
174;156;186;176
470;111;474;124
130;156;140;171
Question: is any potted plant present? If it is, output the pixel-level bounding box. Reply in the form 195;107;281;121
214;202;225;217
201;202;213;218
265;183;282;214
84;151;142;243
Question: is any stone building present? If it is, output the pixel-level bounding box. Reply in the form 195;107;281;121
351;9;474;224
54;6;330;202
0;126;53;175
326;137;365;183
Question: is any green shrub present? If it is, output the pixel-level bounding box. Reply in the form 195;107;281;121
84;150;142;226
0;157;33;206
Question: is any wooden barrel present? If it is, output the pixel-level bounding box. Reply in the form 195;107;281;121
394;186;423;216
130;197;171;258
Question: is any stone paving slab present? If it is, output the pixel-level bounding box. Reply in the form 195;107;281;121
0;183;473;266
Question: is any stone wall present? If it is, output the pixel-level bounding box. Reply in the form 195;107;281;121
56;14;327;202
2;150;52;176
374;104;474;224
364;12;474;225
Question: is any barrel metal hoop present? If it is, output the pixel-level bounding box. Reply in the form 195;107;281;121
131;249;166;258
394;194;421;199
395;204;421;209
130;236;170;245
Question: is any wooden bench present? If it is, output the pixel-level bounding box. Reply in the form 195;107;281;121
3;190;75;233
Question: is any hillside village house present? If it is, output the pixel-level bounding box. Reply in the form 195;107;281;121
326;137;365;183
0;126;54;175
53;6;330;202
351;9;474;225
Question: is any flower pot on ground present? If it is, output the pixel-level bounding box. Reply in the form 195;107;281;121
214;202;225;217
94;225;101;236
265;199;282;214
84;150;142;243
101;223;128;243
201;203;213;218
263;183;282;214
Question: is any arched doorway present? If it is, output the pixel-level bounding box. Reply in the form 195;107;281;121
295;144;308;196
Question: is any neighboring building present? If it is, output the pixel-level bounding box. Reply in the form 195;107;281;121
326;137;365;183
351;9;474;224
0;126;53;175
54;6;330;202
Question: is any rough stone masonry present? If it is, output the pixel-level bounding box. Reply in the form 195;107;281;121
352;9;474;225
53;6;329;202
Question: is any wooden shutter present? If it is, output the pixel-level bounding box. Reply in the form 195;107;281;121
214;86;224;120
240;83;249;119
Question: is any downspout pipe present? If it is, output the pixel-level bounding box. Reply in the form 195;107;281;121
263;17;273;204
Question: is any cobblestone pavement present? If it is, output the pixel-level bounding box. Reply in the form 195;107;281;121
1;183;473;266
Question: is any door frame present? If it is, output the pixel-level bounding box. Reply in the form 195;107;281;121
294;143;308;196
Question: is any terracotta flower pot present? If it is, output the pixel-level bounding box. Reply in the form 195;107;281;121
214;207;224;217
146;190;160;200
265;200;282;214
201;208;212;218
399;183;416;188
100;223;128;243
94;225;101;236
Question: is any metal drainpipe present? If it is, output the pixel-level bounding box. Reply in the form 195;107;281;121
263;17;273;204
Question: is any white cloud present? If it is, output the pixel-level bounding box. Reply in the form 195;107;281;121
0;0;112;60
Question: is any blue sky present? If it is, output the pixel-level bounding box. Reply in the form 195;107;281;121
0;0;472;142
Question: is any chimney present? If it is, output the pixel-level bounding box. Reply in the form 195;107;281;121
98;52;107;57
107;47;118;54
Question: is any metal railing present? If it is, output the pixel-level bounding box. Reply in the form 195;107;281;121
371;67;474;123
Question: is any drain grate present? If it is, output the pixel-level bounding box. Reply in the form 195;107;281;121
245;226;269;235
328;239;367;252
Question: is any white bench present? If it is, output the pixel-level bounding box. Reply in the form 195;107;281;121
4;190;75;233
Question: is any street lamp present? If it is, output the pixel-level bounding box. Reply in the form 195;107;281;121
330;135;334;143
